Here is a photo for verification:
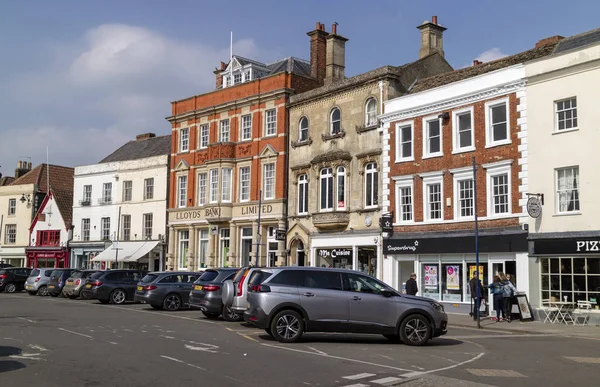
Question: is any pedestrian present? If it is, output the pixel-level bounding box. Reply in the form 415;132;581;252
488;275;507;322
405;273;418;296
469;271;485;320
503;273;517;322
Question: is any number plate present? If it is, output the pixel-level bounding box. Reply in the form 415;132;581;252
26;285;32;290
48;285;55;289
194;285;203;291
137;286;143;291
86;284;92;289
67;280;73;285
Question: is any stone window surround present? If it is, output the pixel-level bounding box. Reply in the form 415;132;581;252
484;97;511;148
452;106;476;154
420;171;445;223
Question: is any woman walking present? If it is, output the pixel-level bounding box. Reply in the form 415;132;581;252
503;274;517;322
489;275;506;322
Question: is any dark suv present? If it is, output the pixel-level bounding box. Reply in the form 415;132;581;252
82;270;146;304
134;271;203;311
0;267;32;293
245;267;448;346
47;269;75;297
188;268;238;319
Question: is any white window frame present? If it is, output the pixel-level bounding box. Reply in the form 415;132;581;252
298;174;308;215
336;166;346;210
223;75;231;87
101;217;111;240
394;176;414;224
320;167;334;212
177;175;187;208
452;107;475;154
221;168;232;203
122;180;132;202
122;214;131;241
102;183;112;203
299;117;309;142
555;97;578;133
239;167;250;202
484;161;512;217
265;109;277;137
7;198;16;215
452;168;475;220
421;172;444;222
199;124;209;148
81;219;90;241
178;230;189;269
83;185;92;203
198;229;209;268
241;115;252;141
395;121;414;162
422;115;443;158
179;127;189;152
144;178;154;200
555;166;581;214
364;163;378;208
219;119;230;142
263;163;275;200
233;72;242;85
197;172;207;206
330;108;341;135
209;169;219;203
485;98;511;148
4;224;16;244
365;98;377;127
143;213;153;240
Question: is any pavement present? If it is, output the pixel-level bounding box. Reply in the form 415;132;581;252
0;293;599;387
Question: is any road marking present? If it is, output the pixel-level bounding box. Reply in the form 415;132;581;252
238;333;259;343
371;376;404;384
10;352;43;361
378;354;394;360
160;355;207;371
399;351;485;379
342;373;376;380
109;342;118;345
448;333;555;339
27;344;48;352
466;369;526;377
161;335;176;339
564;356;600;364
305;346;327;355
17;317;36;323
341;384;369;387
184;343;219;353
261;343;411;372
58;328;93;339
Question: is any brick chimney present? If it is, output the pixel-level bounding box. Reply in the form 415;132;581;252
14;160;32;179
473;60;483;66
136;133;156;141
325;23;348;86
535;35;565;48
214;61;228;88
307;22;328;85
417;16;447;59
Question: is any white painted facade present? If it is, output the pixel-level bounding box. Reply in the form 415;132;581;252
31;194;69;244
70;155;169;269
0;183;37;266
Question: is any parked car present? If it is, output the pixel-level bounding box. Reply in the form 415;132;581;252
24;268;55;296
62;270;98;299
188;268;238;319
222;266;276;321
82;269;146;304
47;269;75;297
134;271;204;311
0;267;32;293
244;267;448;346
0;263;14;268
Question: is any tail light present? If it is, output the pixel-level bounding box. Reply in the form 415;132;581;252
59;277;63;285
0;274;7;279
92;280;103;287
237;271;249;296
144;285;158;291
203;285;220;292
250;285;270;293
35;277;40;282
75;279;81;286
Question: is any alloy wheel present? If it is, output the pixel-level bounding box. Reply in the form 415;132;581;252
38;286;48;296
164;294;181;311
403;317;429;343
111;290;126;304
5;283;16;293
275;314;300;340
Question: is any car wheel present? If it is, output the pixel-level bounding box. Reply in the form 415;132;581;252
202;311;220;319
38;286;48;296
4;283;16;293
383;334;401;343
27;291;37;296
399;314;432;346
222;305;242;322
163;294;182;311
270;309;304;343
109;289;126;305
150;304;162;310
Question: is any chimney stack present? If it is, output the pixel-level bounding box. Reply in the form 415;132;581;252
14;160;32;179
136;133;156;141
535;35;565;48
417;16;447;59
325;23;348;86
307;22;328;85
473;60;482;66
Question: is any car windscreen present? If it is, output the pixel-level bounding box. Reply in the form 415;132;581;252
71;271;85;279
50;270;63;278
30;269;40;277
198;270;219;282
248;270;273;287
89;271;104;280
141;274;158;283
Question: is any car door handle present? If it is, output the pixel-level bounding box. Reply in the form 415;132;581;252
351;296;362;301
303;292;315;297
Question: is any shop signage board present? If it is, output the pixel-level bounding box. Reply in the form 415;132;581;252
275;229;286;241
515;293;534;321
315;248;353;259
384;233;528;254
531;237;600;255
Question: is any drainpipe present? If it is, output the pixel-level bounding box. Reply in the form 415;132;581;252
283;93;291;266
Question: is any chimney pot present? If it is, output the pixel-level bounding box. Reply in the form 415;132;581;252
136;133;156;141
417;15;447;59
316;21;321;29
18;161;22;169
308;22;329;84
331;23;337;35
432;16;438;24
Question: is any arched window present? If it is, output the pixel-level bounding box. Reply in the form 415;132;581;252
365;163;378;208
298;174;309;215
320;167;334;210
337;166;346;210
299;117;309;142
365;98;377;126
330;108;341;135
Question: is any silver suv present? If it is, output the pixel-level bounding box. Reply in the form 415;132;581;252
244;267;447;346
222;266;276;320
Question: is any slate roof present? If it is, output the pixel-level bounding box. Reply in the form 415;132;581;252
10;164;74;227
266;57;312;77
409;42;559;94
0;176;15;186
555;28;600;54
100;135;171;163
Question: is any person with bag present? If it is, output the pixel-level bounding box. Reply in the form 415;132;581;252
469;271;485;320
488;275;507;322
503;273;517;322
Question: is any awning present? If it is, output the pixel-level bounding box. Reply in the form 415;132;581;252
91;241;159;262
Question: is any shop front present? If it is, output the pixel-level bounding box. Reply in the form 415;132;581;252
90;240;161;271
310;233;381;279
25;247;69;268
383;229;528;314
529;234;600;312
0;247;26;268
69;243;106;269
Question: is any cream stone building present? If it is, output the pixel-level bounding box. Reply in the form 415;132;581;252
286;18;453;279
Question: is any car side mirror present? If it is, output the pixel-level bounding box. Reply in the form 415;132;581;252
381;289;395;298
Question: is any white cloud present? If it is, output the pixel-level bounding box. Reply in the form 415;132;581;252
0;24;275;175
461;48;509;69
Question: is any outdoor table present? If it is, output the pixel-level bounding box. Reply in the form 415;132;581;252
549;301;575;324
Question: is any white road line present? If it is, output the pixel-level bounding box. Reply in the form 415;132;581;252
342;373;376;380
305;346;327;356
261;343;411;372
27;344;48;352
58;328;93;339
17;317;36;323
109;342;118;345
184;344;218;353
371;376;404;384
400;351;485;379
160;355;207;371
341;384;369;387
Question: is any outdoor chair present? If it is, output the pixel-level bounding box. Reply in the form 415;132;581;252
572;300;593;326
539;299;559;323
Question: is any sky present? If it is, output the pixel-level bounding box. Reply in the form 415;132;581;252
0;0;598;178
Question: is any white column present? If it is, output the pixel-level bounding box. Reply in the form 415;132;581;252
352;245;358;271
167;226;176;270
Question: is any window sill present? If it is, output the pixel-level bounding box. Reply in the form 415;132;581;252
452;147;475;155
356;124;378;134
422;153;443;160
395;157;415;163
553;211;582;217
357;206;380;214
552;128;579;135
422;218;445;224
238;139;252;144
392;221;416;226
485;140;511;149
178;150;190;155
322;130;346;142
291;138;313;148
262;134;277;140
198;146;208;151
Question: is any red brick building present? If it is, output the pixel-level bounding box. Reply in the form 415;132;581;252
378;40;558;312
165;24;326;270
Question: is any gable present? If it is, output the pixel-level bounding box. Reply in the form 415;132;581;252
174;159;190;171
258;144;278;159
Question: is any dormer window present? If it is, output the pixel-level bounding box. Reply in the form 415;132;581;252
244;71;251;82
234;73;242;84
224;76;231;87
